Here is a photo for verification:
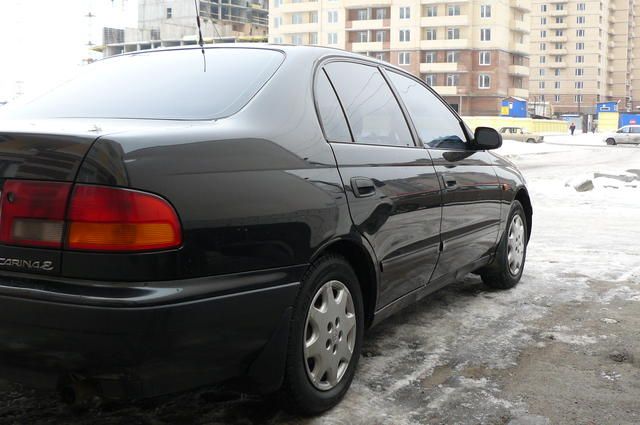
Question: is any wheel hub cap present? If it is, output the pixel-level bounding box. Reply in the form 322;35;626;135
303;280;357;391
507;214;525;275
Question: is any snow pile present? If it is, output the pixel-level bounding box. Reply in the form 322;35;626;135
565;170;640;192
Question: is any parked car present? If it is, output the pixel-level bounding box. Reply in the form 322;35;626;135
499;126;544;143
0;45;532;414
604;125;640;145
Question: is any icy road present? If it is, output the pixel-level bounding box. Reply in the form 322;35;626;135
1;137;639;425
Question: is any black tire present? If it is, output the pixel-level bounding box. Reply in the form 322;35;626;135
606;138;616;145
280;254;364;415
526;138;535;144
481;201;528;289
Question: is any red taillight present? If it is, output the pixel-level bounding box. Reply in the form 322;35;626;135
0;181;72;248
0;180;182;252
66;185;182;252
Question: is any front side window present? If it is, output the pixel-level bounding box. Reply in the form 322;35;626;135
324;62;413;147
315;71;351;142
388;71;467;149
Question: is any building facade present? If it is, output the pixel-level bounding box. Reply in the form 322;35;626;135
269;0;531;115
529;0;640;115
102;0;268;57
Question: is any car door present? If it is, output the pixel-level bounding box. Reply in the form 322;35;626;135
318;61;442;308
630;127;640;144
384;71;502;281
617;127;631;143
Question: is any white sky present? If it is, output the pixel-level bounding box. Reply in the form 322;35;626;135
0;0;138;102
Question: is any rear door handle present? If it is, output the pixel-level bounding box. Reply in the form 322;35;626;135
442;174;458;190
350;177;376;198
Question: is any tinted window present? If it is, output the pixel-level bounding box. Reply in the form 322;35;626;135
324;62;413;147
1;48;284;120
387;71;467;149
315;70;351;142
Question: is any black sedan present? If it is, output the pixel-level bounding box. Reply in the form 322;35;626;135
0;45;532;414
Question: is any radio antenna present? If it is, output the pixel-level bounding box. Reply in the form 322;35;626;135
194;0;207;72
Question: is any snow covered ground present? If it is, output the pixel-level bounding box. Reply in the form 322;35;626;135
1;140;640;425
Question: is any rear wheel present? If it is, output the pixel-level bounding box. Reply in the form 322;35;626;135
606;138;617;145
280;254;364;415
481;201;528;289
526;138;535;144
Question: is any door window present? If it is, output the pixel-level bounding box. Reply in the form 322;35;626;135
315;70;352;142
387;71;467;148
324;62;414;147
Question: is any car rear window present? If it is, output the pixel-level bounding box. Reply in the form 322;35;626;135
2;48;284;121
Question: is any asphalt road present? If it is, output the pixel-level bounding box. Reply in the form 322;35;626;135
1;142;639;425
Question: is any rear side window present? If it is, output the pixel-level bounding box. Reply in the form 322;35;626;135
315;70;351;142
324;62;414;147
387;71;467;149
2;49;284;120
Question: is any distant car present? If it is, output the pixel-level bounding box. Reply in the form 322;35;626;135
499;127;544;143
604;125;640;145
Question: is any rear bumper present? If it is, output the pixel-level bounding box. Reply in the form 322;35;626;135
0;266;304;399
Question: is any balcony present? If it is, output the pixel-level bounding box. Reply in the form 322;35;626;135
431;85;458;96
420;62;458;73
548;61;567;68
512;19;529;33
508;64;529;76
549;9;568;17
279;22;319;33
344;0;391;7
510;0;531;12
421;15;469;26
346;19;389;30
508;88;529;98
351;41;387;52
281;1;319;12
510;42;528;55
421;38;469;49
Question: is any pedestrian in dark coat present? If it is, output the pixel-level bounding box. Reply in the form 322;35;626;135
570;123;576;135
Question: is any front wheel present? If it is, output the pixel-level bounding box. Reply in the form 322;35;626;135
526;138;535;144
481;201;528;289
280;254;364;415
606;138;617;145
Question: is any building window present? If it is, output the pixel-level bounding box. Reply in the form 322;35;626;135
310;11;318;23
426;6;437;17
478;74;490;89
539;69;545;76
575;68;584;76
447;5;460;16
328;32;338;44
399;52;411;65
399;6;410;19
541;17;547;24
292;13;303;24
555;95;560;102
424;74;436;86
310;32;318;44
554;68;560;76
575;95;583;103
540;55;546;63
554;55;563;62
446;74;459;86
292;34;303;45
425;28;437;40
577;2;586;10
575;81;584;89
166;7;172;18
357;31;368;42
376;30;386;42
554;81;560;89
480;28;491;41
576;42;584;50
446;51;458;62
555;3;564;10
274;0;282;7
539;81;545;89
577;16;585;24
576;55;584;63
479;50;490;65
273;16;282;28
376;8;387;19
328;10;338;23
424;51;436;63
357;9;369;20
375;52;385;61
447;28;460;39
541;4;547;12
540;30;546;38
399;29;410;42
481;5;491;18
540;42;546;51
555;30;564;36
555;17;563;23
576;29;585;37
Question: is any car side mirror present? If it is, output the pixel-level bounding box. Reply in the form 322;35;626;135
474;127;502;150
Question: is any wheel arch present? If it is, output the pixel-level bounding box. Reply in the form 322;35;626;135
311;237;379;329
514;187;533;243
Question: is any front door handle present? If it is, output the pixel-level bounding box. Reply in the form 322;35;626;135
442;174;458;190
351;177;376;198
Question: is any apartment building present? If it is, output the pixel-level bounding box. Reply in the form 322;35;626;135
529;0;640;115
269;0;531;115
